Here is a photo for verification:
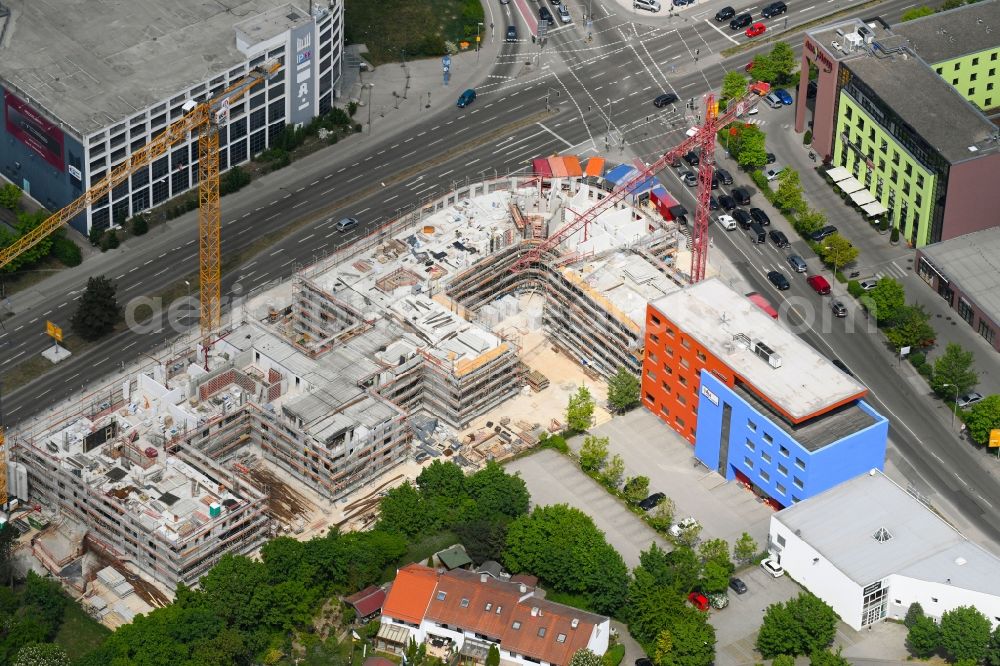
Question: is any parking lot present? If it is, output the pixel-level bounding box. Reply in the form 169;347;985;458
710;565;801;665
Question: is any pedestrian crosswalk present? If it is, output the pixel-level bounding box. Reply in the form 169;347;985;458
871;260;908;280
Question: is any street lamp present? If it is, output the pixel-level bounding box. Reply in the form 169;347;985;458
942;383;960;429
476;22;484;62
364;83;375;135
605;97;612;149
545;87;560;112
184;280;192;328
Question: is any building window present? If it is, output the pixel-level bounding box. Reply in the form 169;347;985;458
760;470;770;482
660;404;670;417
990;83;996;91
557;633;566;643
661;381;671;393
931;597;938;603
935;67;943;74
512;621;521;630
748;420;757;432
677;393;687;406
954;61;961;70
437;591;447;601
794;477;804;489
973;57;980;65
776;483;786;495
645;392;655;403
650;333;659;344
680;357;690;370
979;320;995;345
845;106;852;119
779;445;789;457
648;352;658;364
916;174;924;189
776;534;786;546
993;52;998;61
958;299;975;325
485;603;492;611
987;98;994;107
675;416;685;428
681;338;691;350
744;457;754;469
666;326;675;337
795;457;806;470
646;369;657;381
763;433;772;444
746;439;755;451
971;73;978;82
792;496;801;503
777;463;788;476
761;451;772;463
538;628;546;637
460;598;470;608
651;314;661;326
678;375;688;387
952;78;959;85
666;346;674;357
696;350;707;362
969;87;976;96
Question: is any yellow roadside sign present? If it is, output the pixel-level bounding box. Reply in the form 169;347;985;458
989;429;1000;448
46;320;62;342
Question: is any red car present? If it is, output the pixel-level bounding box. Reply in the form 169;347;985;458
745;60;755;72
746;22;766;37
687;592;710;611
807;275;832;295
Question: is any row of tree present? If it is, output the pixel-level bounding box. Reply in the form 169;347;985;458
905;602;1000;665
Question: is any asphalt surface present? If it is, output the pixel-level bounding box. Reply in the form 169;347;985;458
5;0;992;545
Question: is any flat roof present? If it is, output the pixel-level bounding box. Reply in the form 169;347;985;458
775;471;1000;595
650;279;866;422
893;0;1000;64
0;0;306;137
918;227;1000;326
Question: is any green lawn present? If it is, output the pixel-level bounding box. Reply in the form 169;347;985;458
54;601;110;660
543;590;596;613
345;0;484;65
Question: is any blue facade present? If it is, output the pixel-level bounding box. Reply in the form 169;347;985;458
694;371;888;507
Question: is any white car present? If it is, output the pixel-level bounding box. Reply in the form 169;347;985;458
760;557;785;578
717;214;737;231
669;517;699;537
765;165;785;181
557;4;571;22
859;278;879;291
957;392;984;409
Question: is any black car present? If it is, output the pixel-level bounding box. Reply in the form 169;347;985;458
730;12;753;29
506;25;518;41
832;359;854;376
674;0;695;6
719;194;736;211
732;208;752;229
716;168;733;185
749;207;770;226
711;174;719;189
636;660;653;666
715;5;736;20
767;270;791;290
810;225;838;241
729;578;748;595
709;195;719;210
761;0;787;17
654;92;679;107
807;80;818;99
769;229;789;247
732;187;751;205
539;6;554;24
638;492;666;511
765;152;776;165
683;150;700;166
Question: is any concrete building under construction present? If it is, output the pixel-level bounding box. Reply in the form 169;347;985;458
7;166;699;593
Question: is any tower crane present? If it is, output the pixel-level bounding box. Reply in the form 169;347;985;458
512;88;763;283
0;60;282;508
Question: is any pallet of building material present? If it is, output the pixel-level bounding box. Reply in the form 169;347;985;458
526;370;549;391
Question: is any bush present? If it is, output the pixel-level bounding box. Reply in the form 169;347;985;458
130;215;149;236
878;218;890;232
347;101;359;117
890;227;900;243
219;166;252;196
602;644;625;666
99;230;119;252
751;170;770;191
88;225;103;246
847;280;863;298
542;434;569;454
918;364;934;379
835;271;846;284
803;129;813;144
51;235;82;267
908;351;926;368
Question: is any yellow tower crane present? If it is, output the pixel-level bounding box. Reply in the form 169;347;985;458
0;60;282;507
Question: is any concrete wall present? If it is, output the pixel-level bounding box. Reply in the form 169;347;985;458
940;151;1000;242
887;575;1000;628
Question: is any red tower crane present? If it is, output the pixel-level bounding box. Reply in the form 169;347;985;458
512;88;763;283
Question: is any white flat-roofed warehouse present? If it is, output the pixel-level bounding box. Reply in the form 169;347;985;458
0;0;343;233
768;470;1000;629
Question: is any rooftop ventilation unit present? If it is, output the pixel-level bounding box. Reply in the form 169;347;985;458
845;32;864;52
751;340;783;368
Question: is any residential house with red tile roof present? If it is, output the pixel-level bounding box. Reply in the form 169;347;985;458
377;564;610;666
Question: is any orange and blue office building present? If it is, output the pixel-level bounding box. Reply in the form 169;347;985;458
641;278;888;509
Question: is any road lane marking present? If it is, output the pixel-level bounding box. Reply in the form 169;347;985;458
703;19;740;44
298;234;315;243
537;122;573;147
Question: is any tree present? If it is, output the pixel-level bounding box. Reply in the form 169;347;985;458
901;5;934;19
454;518;508;565
417;459;467;500
907;614;941;658
637;544;699;593
627;569;687;645
504;504;629;615
647;498;676;532
940;605;992;663
699;559;730;595
773;169;805;214
818;233;858;273
486;645;501;666
733;532;757;563
735;126;767;169
757;601;803;658
376;482;429;537
795;208;827;235
751;42;796;84
569;649;604;666
0;522;16;588
51;234;82;267
654;629;675;666
70;276;121;341
0;183;22;210
985;625;1000;666
885;304;936;351
721;71;748;101
904;602;925;629
1;210;55;273
608;367;641;413
567;386;596;433
809;648;851;666
674;521;702;548
931;343;978;399
867;277;906;323
623;476;650;505
697;539;729;567
130;215;149;236
465;461;530;521
88;225;104;246
12;644;71;666
601;454;625;490
580;435;610;473
757;593;837;657
653;606;715;666
966;395;1000;445
772;656;795;666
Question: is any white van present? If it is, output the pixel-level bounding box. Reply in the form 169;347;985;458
717;214;737;231
634;0;662;11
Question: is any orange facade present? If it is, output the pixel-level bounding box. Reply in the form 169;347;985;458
641;303;733;444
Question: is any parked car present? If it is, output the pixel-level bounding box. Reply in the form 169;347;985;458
506;25;518;41
654;92;679;107
683;150;700;166
765;152;777;164
787;254;807;273
715;5;736;20
761;0;787;16
774;88;794;105
456;89;476;108
539;6;554;24
687;592;710;611
859;278;879;291
719;194;736;211
638;492;666;511
807;80;818;99
335;217;359;232
674;0;695;6
711;173;719;189
730;12;753;29
681;171;698;187
957;392;985;409
761;557;785;577
729;578;748;595
807;274;832;295
832;359;854;376
633;0;662;10
716;167;733;185
767;270;791;290
745;22;767;37
732;208;752;229
669;517;699;537
831;299;848;317
709;195;719;210
749;207;770;226
558;4;571;22
732;187;751;205
768;229;789;247
717;214;737;231
810;225;838;241
765;165;785;181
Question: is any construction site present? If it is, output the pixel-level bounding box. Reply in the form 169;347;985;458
4;158;717;612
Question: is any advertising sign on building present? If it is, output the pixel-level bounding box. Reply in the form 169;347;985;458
4;91;65;170
289;23;315;125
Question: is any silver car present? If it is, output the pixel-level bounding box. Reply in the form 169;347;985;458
787;254;807;273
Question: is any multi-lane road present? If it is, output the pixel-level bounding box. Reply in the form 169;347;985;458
6;0;997;540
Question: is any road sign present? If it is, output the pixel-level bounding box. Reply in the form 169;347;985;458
46;320;62;343
990;429;1000;448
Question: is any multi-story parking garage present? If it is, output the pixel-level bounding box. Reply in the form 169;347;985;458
0;0;343;235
